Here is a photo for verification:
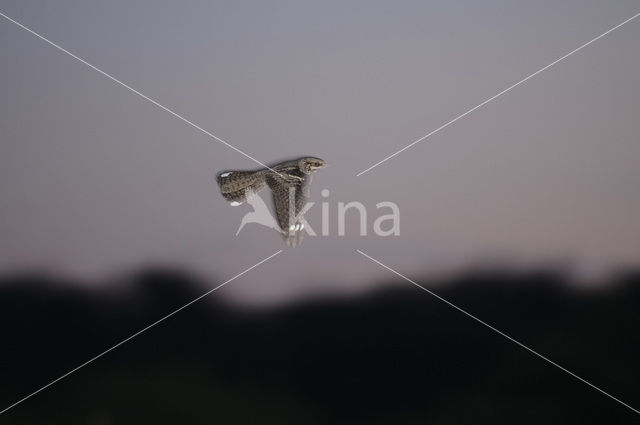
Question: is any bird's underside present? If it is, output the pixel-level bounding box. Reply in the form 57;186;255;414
217;157;324;246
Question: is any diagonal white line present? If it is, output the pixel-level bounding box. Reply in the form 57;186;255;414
356;11;640;176
356;249;640;415
0;11;284;177
0;249;282;416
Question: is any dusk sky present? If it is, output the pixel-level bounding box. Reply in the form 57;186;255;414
1;0;639;304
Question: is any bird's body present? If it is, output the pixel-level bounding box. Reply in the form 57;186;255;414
217;157;326;245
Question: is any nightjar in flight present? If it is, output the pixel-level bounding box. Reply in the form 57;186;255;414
216;157;326;246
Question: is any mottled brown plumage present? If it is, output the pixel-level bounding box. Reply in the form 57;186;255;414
217;157;326;245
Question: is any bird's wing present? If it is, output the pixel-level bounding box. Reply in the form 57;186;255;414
266;173;309;235
217;170;267;204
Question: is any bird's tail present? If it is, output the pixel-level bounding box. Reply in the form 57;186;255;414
216;169;267;204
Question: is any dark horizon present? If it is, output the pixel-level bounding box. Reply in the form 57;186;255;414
1;266;639;424
0;259;636;308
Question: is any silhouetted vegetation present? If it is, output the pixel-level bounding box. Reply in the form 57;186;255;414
0;269;639;424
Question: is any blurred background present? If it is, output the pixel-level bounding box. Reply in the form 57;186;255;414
0;270;639;424
1;0;639;423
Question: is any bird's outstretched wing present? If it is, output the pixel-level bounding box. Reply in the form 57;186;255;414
217;170;267;204
266;173;310;246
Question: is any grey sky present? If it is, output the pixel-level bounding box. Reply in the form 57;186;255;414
1;1;639;304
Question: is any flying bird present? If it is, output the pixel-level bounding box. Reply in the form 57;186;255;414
217;157;327;246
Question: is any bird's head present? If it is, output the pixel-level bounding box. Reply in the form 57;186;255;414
298;157;327;174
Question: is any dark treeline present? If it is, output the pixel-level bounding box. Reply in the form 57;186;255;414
0;269;639;424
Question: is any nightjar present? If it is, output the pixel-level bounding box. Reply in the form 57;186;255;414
216;157;326;246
